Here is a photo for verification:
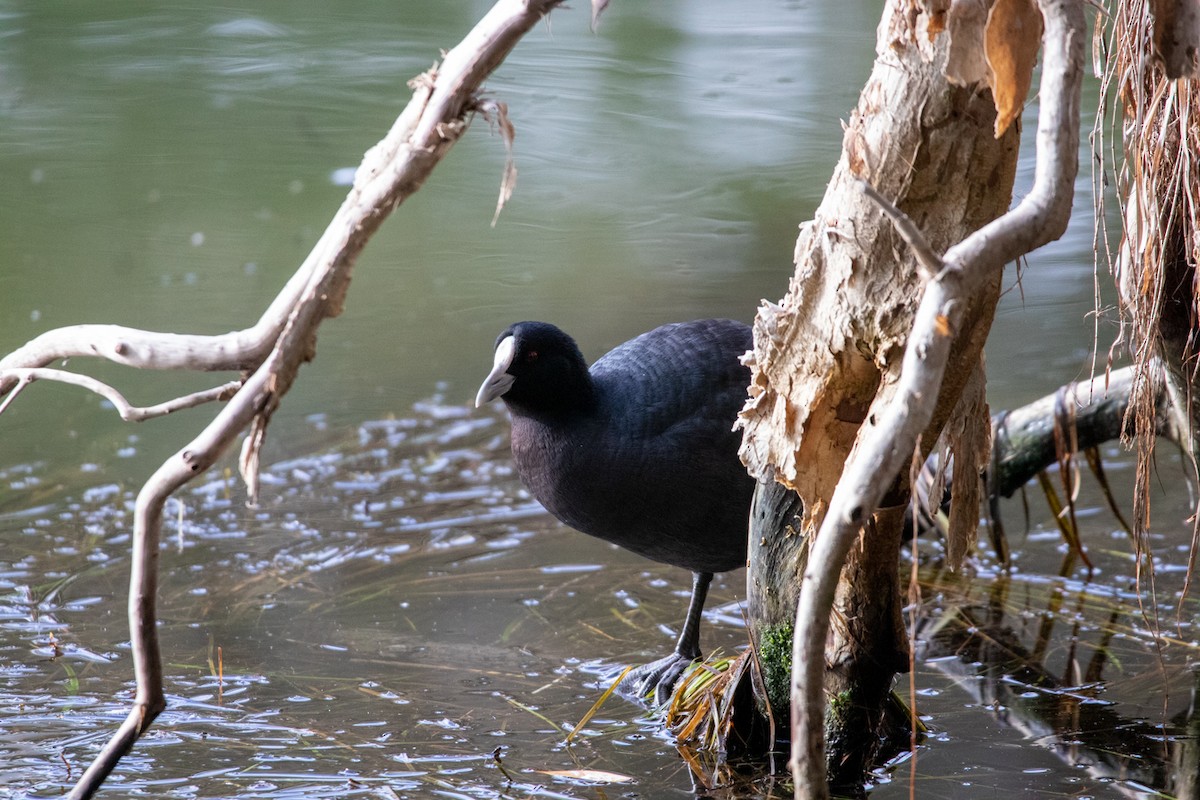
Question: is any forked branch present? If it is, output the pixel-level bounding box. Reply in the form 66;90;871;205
0;369;241;422
0;2;570;798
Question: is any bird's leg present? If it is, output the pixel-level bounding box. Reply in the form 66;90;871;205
673;571;711;660
622;571;712;704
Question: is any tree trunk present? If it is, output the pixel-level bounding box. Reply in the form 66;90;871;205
738;0;1026;785
747;362;1179;731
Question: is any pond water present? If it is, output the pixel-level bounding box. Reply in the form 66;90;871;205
1;2;1196;799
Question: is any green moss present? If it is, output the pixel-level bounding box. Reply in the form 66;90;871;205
823;689;860;762
759;623;794;714
827;689;853;722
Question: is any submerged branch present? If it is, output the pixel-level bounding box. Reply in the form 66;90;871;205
991;362;1176;498
789;0;1086;796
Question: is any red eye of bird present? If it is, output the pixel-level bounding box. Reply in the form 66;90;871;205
525;350;539;362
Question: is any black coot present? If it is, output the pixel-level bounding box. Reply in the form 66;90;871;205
475;319;755;700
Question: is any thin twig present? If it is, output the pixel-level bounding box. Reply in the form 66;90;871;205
61;1;566;797
0;368;241;421
857;179;948;278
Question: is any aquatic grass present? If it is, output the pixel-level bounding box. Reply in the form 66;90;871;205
1083;448;1133;537
1036;471;1093;573
502;695;566;734
664;651;746;750
564;664;631;744
917;561;1200;697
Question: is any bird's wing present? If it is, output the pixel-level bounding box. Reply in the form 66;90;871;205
590;320;752;440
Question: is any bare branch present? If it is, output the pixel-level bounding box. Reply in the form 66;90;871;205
60;1;566;797
0;326;268;397
857;179;949;279
0;375;29;418
0;0;562;404
0;368;241;422
790;0;1086;796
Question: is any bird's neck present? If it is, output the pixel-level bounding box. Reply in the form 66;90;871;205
505;375;598;426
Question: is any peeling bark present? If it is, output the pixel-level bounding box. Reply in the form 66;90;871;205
784;0;1084;791
737;0;1023;788
732;0;1085;795
1104;0;1200;541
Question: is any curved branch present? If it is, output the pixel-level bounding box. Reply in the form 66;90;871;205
0;325;274;392
62;1;564;797
0;368;241;422
789;0;1086;796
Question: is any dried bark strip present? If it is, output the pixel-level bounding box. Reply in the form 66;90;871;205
1103;0;1200;572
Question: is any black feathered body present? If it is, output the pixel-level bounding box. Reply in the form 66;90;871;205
507;319;754;574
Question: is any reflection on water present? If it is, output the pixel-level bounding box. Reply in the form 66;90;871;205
2;395;1198;799
0;0;1192;798
0;397;752;798
917;568;1199;798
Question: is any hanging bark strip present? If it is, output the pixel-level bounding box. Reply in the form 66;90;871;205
1101;0;1200;590
0;1;563;797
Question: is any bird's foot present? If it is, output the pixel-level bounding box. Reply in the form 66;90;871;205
620;652;698;706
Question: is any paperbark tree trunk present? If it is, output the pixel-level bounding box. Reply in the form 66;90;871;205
736;0;1062;788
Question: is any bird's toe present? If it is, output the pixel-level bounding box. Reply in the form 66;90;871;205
622;652;697;706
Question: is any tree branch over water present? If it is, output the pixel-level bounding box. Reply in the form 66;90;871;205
0;1;564;796
0;369;242;422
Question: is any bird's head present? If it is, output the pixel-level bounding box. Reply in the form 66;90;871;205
475;321;593;417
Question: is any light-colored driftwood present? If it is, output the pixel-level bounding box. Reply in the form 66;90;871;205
787;0;1086;796
0;2;563;797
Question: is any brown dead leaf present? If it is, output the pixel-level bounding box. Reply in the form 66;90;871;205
477;100;517;227
985;0;1043;138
